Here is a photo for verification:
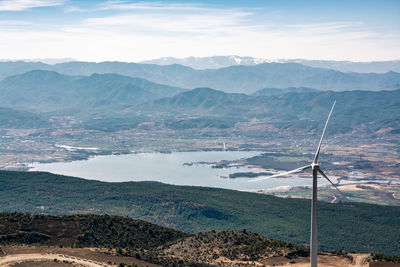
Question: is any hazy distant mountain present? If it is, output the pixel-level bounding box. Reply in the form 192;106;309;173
252;87;318;96
0;70;185;113
1;61;400;93
0;61;50;81
145;87;261;116
141;56;400;73
0;58;76;65
164;63;400;93
0;70;79;112
1;68;398;133
29;58;76;65
289;59;400;73
142;87;400;133
141;56;268;69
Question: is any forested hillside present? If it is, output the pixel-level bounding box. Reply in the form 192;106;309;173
1;69;398;134
1;170;399;256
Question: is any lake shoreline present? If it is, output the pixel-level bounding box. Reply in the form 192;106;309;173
17;147;257;172
28;150;318;192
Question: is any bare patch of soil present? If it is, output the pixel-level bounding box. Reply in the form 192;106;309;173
0;246;160;267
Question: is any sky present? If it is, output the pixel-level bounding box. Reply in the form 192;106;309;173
0;0;399;62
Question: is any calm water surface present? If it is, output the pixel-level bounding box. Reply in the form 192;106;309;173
30;151;314;192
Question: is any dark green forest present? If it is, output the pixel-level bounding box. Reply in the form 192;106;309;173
1;170;399;256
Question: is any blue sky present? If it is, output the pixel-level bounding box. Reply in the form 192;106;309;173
0;0;399;62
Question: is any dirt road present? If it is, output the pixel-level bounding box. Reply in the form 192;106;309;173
0;253;109;267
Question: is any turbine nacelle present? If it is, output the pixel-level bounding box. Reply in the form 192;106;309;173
311;162;319;170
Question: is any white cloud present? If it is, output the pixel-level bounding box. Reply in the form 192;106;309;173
0;20;32;26
0;1;399;61
81;10;252;36
63;5;86;13
0;0;65;11
64;1;230;13
99;1;204;11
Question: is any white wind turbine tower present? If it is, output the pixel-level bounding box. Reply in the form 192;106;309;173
251;101;348;267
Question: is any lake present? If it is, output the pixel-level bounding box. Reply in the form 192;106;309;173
29;151;316;192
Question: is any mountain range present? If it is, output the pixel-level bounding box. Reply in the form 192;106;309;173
0;70;398;134
0;70;184;113
251;87;318;96
140;87;400;133
141;56;400;73
1;61;399;93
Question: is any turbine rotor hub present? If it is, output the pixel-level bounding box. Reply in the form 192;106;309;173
311;163;319;170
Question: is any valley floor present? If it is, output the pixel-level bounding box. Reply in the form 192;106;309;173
1;128;399;206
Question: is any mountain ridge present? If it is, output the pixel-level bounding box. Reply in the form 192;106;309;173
1;69;398;134
1;61;399;93
139;87;400;134
0;70;185;113
141;56;400;73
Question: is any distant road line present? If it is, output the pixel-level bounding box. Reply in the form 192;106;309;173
0;253;109;267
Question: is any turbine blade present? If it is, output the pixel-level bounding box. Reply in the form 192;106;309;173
318;169;349;201
249;165;311;182
313;101;336;164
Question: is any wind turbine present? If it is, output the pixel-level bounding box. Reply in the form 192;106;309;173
250;101;347;267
